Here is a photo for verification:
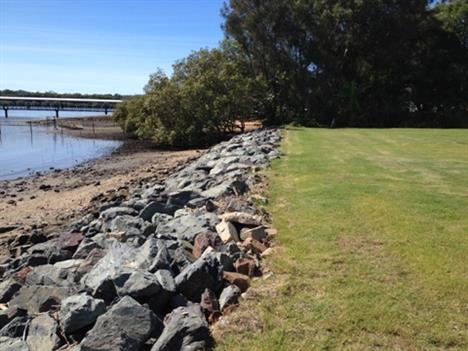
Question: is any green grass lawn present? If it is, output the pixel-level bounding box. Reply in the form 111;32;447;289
215;128;468;350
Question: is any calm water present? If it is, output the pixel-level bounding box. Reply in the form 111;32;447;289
0;111;121;180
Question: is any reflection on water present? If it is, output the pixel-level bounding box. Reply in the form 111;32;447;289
0;111;120;180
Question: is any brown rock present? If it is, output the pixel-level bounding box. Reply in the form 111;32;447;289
242;238;267;254
192;232;223;258
59;232;84;251
15;267;32;282
223;271;250;292
234;257;257;277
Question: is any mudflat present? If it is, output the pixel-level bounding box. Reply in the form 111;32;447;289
0;140;200;260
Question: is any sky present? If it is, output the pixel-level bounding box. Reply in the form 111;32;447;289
0;0;225;94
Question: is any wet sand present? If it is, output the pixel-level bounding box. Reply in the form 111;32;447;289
0;117;201;259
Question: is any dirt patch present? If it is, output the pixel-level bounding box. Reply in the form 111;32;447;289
212;272;285;340
338;235;384;255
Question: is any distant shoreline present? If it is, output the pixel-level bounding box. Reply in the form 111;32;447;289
30;115;128;140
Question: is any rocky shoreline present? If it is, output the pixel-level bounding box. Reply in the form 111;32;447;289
0;128;281;350
0;140;199;262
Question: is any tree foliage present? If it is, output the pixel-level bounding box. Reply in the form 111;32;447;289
222;0;468;127
114;42;259;147
435;0;468;50
116;0;467;147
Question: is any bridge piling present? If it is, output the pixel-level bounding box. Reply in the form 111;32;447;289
3;107;8;118
55;108;59;118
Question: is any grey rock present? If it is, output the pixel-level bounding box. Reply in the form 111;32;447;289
224;242;241;256
0;279;22;303
54;259;85;270
140;201;174;221
112;269;161;299
26;241;72;264
134;237;171;272
148;270;176;314
170;246;195;274
59;293;106;334
106;215;143;233
72;240;104;259
26;314;61;351
151;213;173;226
99;207;137;221
166;190;200;207
219;284;241;311
80;242;136;300
0;307;26;330
157;211;219;243
175;252;223;302
0;316;28;338
80;296;163;351
155;269;176;294
0;337;30;351
201;178;248;199
25;264;74;287
150;303;212;351
239;226;267;241
215;252;234;272
9;286;72;314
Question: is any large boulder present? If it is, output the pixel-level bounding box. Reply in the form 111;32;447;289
148;270;176;314
112;269;161;299
59;293;106;334
175;252;223;302
150;304;213;351
80;296;163;351
201;179;248;199
25;264;74;287
156;210;219;243
26;240;73;264
80;242;137;300
0;337;30;351
9;286;72;314
140;201;176;220
105;215;154;239
133;237;172;272
26;314;61;351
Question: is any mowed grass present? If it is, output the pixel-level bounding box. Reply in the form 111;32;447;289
215;128;468;350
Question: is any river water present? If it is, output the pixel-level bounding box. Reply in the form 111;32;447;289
0;111;121;180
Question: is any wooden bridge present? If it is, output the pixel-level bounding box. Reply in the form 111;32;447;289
0;96;122;118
